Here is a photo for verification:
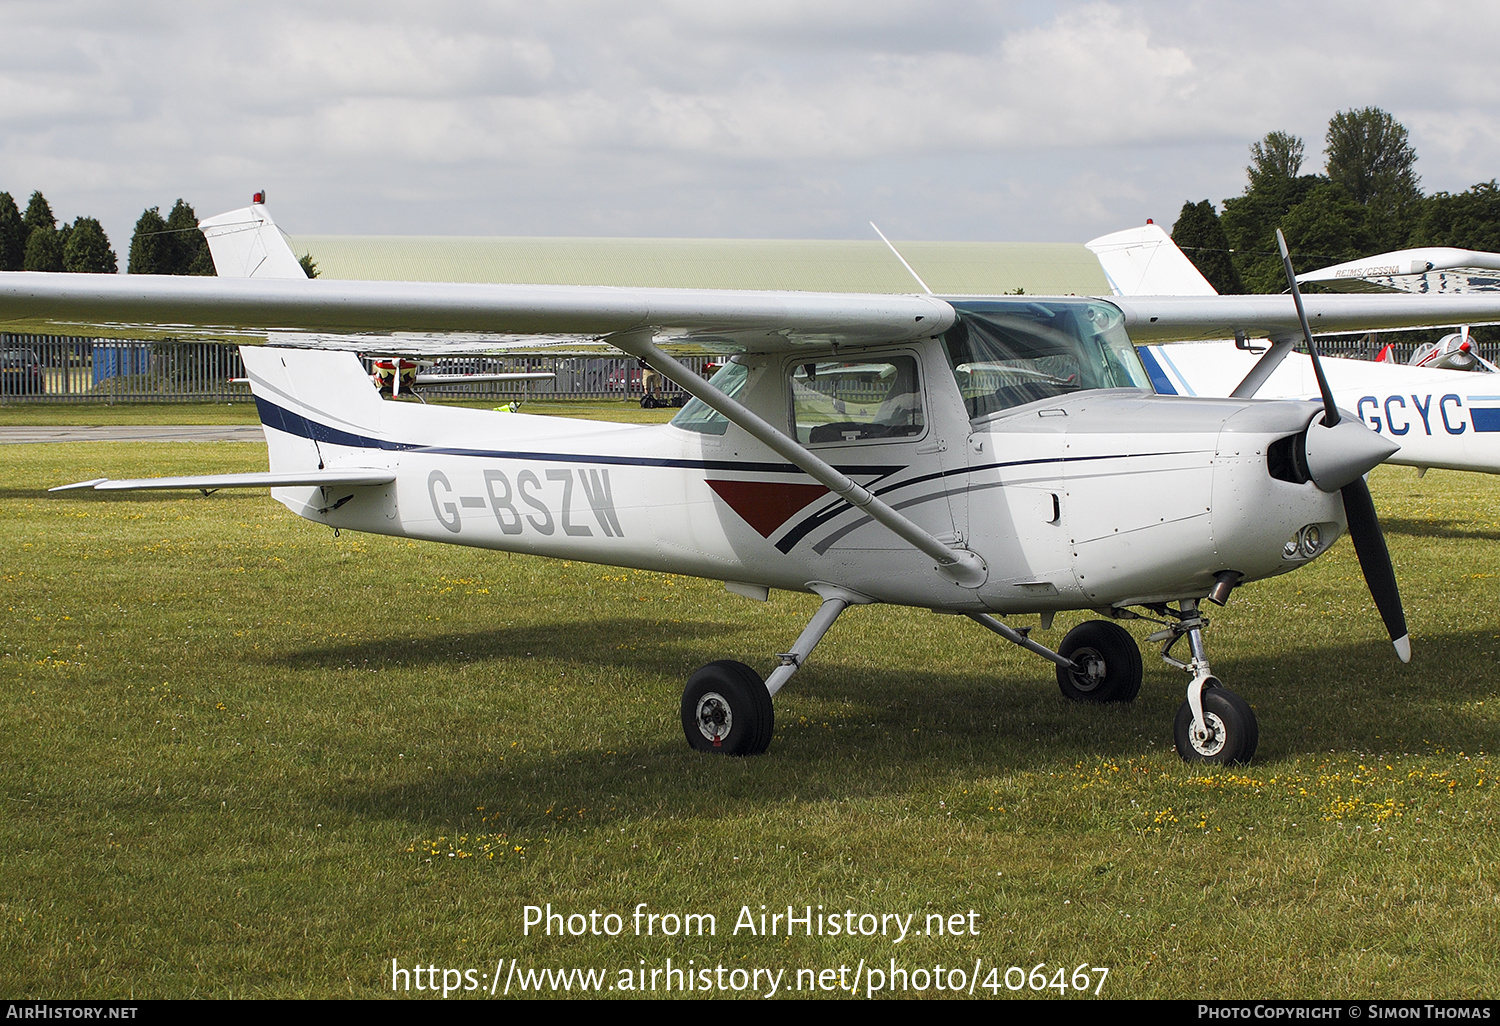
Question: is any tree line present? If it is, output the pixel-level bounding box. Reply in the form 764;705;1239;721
1172;107;1500;294
0;191;213;275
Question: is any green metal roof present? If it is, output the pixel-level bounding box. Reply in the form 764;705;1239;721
287;236;1110;296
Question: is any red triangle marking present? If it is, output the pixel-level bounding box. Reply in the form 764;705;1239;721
706;480;831;538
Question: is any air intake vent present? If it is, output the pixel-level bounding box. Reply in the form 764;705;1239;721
1267;431;1311;485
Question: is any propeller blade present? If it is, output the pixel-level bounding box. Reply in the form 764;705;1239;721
1276;227;1408;663
1276;229;1340;425
1341;476;1411;663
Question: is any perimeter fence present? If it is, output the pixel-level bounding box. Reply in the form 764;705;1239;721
0;334;711;404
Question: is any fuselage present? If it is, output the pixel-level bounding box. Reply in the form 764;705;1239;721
246;313;1349;615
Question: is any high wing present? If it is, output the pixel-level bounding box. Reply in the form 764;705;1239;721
9;270;1500;355
0;272;956;356
1107;292;1500;343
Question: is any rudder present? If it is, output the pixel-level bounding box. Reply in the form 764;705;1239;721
240;346;385;474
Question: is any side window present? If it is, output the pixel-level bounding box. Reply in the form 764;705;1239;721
790;356;924;444
671;360;748;435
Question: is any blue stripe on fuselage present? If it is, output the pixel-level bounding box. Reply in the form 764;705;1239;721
1472;407;1500;432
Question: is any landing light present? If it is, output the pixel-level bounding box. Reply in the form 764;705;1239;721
1283;524;1330;560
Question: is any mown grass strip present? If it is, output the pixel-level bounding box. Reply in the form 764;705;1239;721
1;439;1496;998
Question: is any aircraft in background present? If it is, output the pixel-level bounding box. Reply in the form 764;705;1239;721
1299;248;1500;373
1088;223;1500;476
1297;246;1500;296
13;205;1500;764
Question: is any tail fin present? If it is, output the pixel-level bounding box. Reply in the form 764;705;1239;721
239;346;384;474
199;200;308;279
1085;223;1218;297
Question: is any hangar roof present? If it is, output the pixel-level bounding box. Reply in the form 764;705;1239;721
286;236;1111;296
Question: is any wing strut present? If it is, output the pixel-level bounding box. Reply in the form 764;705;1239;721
1229;337;1297;398
609;330;988;588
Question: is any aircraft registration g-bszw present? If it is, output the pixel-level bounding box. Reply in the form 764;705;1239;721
10;205;1500;765
1088;222;1500;476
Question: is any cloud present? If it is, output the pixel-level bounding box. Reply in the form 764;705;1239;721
1;1;1498;246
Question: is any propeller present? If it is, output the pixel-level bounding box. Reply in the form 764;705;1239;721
1276;229;1411;662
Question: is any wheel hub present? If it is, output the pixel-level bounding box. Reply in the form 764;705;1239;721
1189;712;1227;757
1072;648;1106;690
694;691;732;742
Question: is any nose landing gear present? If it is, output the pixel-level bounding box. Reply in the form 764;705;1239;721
1145;598;1259;765
1173;686;1258;763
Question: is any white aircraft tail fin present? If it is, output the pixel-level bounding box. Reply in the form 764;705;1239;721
1085;222;1218;297
239;346;383;474
199;201;308;279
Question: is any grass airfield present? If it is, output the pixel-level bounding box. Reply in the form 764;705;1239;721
2;403;1498;999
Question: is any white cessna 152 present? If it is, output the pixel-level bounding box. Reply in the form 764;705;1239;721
10;206;1500;766
1089;222;1500;476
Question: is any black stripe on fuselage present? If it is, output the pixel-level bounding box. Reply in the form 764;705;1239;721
771;449;1202;553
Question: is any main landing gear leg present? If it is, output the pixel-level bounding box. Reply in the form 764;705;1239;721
1150;598;1259;764
680;587;862;756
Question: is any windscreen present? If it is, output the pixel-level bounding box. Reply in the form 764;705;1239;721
941;299;1152;421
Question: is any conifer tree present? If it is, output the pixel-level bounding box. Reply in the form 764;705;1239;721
127;206;169;274
1170;200;1243;294
163;199;214;275
62;216;118;273
0;192;24;271
23;225;64;272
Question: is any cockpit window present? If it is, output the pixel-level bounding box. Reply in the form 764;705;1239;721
670;359;747;435
941;300;1151;422
790;356;924;445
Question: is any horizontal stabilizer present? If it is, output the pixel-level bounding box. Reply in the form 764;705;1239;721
414;371;556;384
50;469;395;493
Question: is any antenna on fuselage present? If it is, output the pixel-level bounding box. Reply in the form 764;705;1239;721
869;222;932;295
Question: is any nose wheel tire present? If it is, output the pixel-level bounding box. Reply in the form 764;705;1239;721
1055;620;1143;703
1174;686;1258;764
681;660;774;755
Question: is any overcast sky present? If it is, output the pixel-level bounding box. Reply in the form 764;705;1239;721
4;0;1500;254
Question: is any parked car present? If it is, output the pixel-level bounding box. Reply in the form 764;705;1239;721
0;348;45;395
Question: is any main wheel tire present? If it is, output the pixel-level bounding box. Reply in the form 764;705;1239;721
681;660;774;756
1173;686;1258;765
1055;620;1143;703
